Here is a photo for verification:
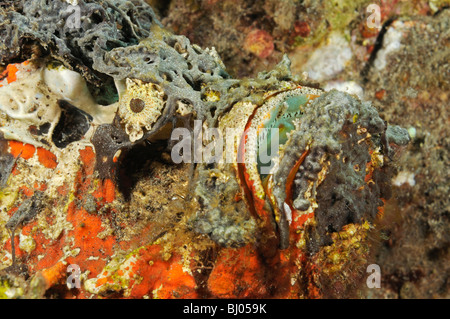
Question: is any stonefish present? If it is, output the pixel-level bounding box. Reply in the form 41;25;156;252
0;0;409;298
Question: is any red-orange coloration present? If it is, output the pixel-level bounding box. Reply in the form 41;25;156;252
244;29;274;59
38;261;67;289
0;61;31;87
207;245;267;298
375;89;387;100
37;148;58;169
9;141;36;159
294;21;311;37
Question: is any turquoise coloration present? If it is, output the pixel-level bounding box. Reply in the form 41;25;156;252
257;93;309;176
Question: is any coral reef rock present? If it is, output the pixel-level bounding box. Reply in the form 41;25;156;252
0;0;409;299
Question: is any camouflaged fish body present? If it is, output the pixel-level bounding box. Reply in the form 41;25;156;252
0;0;410;253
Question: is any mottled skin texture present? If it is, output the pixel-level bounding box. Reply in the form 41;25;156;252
0;0;416;299
159;0;449;299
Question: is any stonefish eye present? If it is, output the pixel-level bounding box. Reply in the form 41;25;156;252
118;78;166;143
129;98;146;113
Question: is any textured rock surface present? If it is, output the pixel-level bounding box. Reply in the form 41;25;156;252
158;0;449;299
0;0;445;299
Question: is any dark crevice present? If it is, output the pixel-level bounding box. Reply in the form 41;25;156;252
52;100;92;148
154;0;172;19
360;17;397;83
44;284;77;299
116;140;167;201
433;5;449;16
191;246;218;298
